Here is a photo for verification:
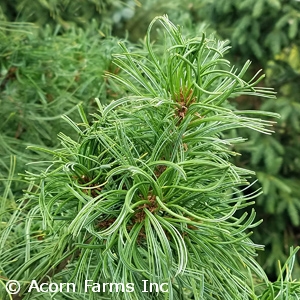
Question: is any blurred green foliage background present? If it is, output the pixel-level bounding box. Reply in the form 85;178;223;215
0;0;299;281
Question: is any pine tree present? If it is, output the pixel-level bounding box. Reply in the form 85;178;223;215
1;15;299;300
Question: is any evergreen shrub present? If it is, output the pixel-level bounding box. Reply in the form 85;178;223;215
1;16;299;300
191;0;300;276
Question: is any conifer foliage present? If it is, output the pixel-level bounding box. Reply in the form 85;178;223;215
0;0;128;33
0;19;122;187
2;16;299;299
190;0;300;276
